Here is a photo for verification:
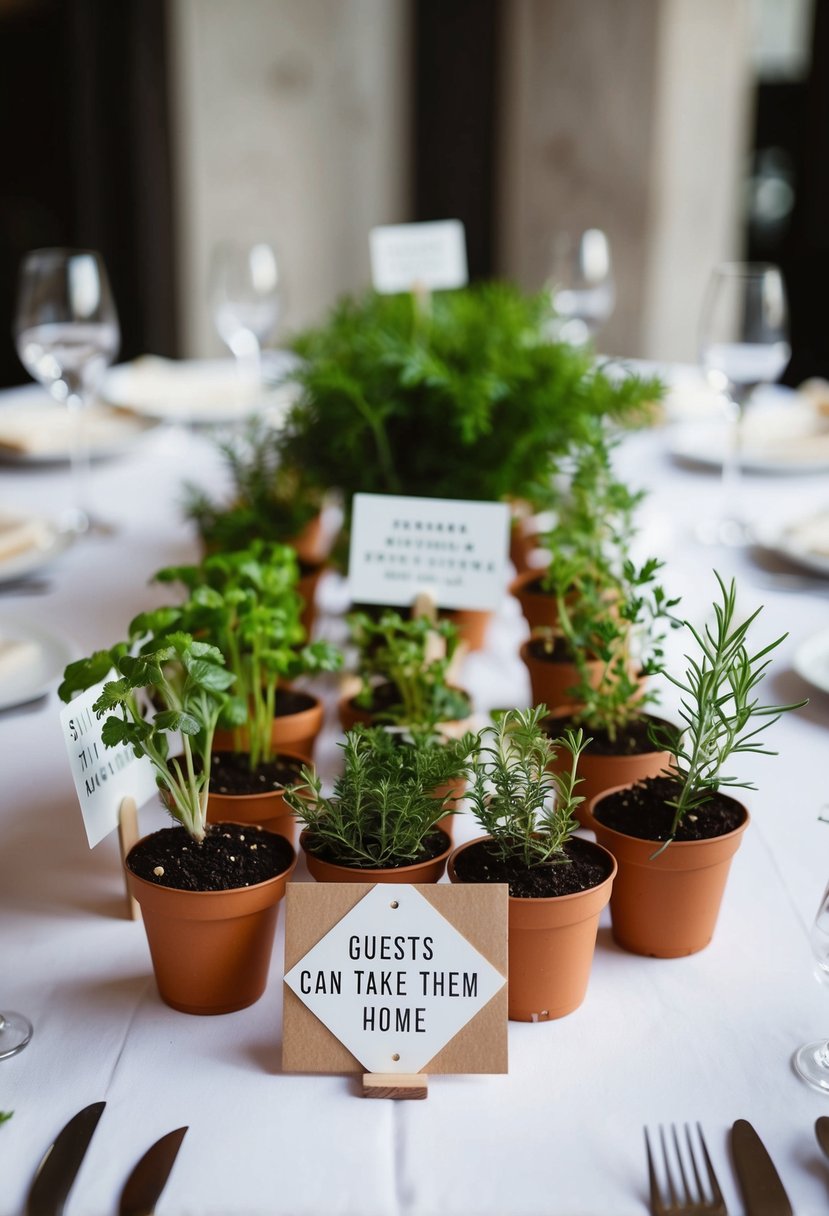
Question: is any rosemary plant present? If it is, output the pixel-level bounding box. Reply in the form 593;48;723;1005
347;609;470;729
650;572;806;845
287;726;472;868
468;705;589;868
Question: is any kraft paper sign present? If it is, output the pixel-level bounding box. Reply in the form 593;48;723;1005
369;220;468;294
283;883;508;1076
60;678;158;847
348;493;510;611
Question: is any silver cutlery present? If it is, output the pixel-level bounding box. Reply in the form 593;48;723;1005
645;1123;727;1216
0;578;53;596
26;1100;106;1216
815;1115;829;1161
730;1119;793;1216
119;1126;188;1216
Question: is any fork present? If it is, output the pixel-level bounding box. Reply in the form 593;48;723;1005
645;1123;728;1216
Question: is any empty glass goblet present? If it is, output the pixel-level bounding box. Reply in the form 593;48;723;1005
208;240;281;389
794;880;829;1092
546;228;615;346
0;1010;33;1060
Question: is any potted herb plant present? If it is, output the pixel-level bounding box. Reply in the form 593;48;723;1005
589;573;805;958
279;284;660;567
340;609;471;734
142;543;342;841
182;418;331;632
448;705;616;1021
287;726;474;884
59;634;297;1014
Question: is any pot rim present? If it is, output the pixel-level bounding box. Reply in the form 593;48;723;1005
543;708;677;759
299;826;452;876
126;822;297;898
588;782;751;848
448;834;617;905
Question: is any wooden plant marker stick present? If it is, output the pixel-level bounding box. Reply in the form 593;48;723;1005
362;1073;428;1100
117;796;141;921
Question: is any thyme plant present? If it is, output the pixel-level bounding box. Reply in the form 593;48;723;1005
287;726;473;867
347;609;470;728
650;572;806;846
468;705;589;868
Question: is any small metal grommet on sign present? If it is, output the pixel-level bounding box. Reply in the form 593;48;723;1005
390;900;399;909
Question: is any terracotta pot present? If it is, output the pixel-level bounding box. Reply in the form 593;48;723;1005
589;785;750;957
290;513;327;566
300;828;452;884
519;639;602;710
206;748;310;845
441;607;491;652
544;709;672;828
509;517;544;576
431;775;467;841
126;829;297;1015
448;836;616;1021
510;571;558;632
214;690;324;759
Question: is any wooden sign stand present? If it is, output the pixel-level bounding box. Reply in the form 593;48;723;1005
362;1073;428;1100
117;796;141;921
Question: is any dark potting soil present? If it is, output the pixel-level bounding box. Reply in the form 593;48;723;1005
304;828;450;870
520;576;550;596
209;750;305;796
453;835;613;899
128;823;294;892
543;713;678;758
353;680;401;713
527;636;572;664
592;775;746;843
275;687;316;717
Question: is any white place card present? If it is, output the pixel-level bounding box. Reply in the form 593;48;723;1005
284;884;506;1075
369;220;468;294
60;678;158;847
348;493;510;611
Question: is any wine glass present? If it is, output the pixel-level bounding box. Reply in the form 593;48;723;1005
698;262;790;546
546;228;615;346
794;880;829;1092
208;240;281;391
14;248;120;535
0;1010;32;1060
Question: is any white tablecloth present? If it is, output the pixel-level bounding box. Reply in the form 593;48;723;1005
2;388;829;1215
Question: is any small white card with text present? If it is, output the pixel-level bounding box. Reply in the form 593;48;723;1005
60;678;158;847
348;493;510;611
369;220;468;294
284;884;505;1074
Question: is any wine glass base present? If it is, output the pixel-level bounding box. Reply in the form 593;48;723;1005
793;1040;829;1093
693;516;752;547
0;1011;33;1059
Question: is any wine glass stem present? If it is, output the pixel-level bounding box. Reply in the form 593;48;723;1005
66;390;92;534
720;389;750;535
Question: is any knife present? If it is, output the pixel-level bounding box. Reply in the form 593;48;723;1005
119;1126;188;1216
816;1116;829;1162
731;1119;793;1216
26;1100;106;1216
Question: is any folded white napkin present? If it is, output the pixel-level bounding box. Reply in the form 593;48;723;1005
0;403;137;457
785;509;829;557
105;355;292;418
0;513;51;562
0;635;39;678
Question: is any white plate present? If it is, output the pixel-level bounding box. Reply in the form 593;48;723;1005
793;628;829;695
0;615;74;711
0;385;157;463
755;510;829;578
668;392;829;473
101;353;300;425
0;512;73;584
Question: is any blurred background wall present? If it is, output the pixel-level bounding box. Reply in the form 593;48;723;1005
0;0;823;382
